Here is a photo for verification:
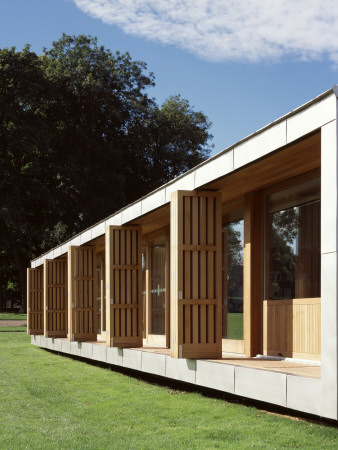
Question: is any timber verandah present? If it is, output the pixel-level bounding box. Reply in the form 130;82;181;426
29;86;338;420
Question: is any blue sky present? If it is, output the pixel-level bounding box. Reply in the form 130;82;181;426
1;0;337;157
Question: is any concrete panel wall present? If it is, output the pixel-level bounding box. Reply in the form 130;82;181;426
32;337;326;418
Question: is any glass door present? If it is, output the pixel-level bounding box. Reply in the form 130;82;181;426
222;209;244;353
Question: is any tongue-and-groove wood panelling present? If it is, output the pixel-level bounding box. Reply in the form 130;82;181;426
27;267;44;335
68;246;97;341
170;190;222;359
43;259;67;338
106;226;142;348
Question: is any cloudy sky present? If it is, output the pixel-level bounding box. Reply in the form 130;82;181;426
1;0;337;155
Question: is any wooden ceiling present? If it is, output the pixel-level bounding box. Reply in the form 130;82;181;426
203;131;321;203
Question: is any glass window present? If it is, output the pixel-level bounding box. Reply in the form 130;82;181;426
222;210;244;340
149;236;166;335
96;265;102;334
142;247;146;336
266;177;320;300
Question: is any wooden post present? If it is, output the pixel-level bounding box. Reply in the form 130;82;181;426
244;192;263;357
106;226;142;348
170;190;222;359
27;267;44;335
68;246;97;342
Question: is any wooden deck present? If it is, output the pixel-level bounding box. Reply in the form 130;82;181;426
61;338;321;379
123;345;321;379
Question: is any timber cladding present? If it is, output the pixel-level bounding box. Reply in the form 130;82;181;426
27;267;44;335
43;259;67;338
105;226;142;348
68;246;97;341
263;298;321;360
170;190;222;359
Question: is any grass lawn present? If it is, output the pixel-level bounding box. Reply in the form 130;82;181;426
227;313;243;340
1;333;337;449
0;312;27;320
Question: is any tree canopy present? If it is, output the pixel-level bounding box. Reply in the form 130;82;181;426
0;34;213;310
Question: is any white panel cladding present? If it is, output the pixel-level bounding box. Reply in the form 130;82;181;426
91;222;106;239
92;344;107;363
123;348;142;371
320;115;338;421
165;171;195;203
321;120;338;254
287;376;320;416
165;356;196;384
105;213;122;227
194;149;234;188
70;342;81;357
196;360;235;393
46;338;55;351
121;203;142;224
107;347;123;366
234;121;286;170
70;236;81;247
142;352;166;377
53;338;62;352
80;229;92;245
81;342;94;359
235;366;287;407
53;247;63;258
320;252;338;420
287;94;336;144
141;189;166;216
61;243;70;255
61;339;71;354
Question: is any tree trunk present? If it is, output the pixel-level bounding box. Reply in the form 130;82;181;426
12;245;28;313
0;289;3;313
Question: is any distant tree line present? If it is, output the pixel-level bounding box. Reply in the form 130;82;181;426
0;34;213;312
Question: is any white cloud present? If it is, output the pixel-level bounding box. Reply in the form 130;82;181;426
73;0;338;63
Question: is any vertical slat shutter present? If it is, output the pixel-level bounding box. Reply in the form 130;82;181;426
68;246;97;341
106;226;142;347
170;190;222;359
27;267;44;335
44;259;67;338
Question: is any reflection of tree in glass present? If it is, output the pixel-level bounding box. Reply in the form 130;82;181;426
226;222;243;308
270;208;298;299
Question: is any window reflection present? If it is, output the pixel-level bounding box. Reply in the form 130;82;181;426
149;236;166;335
266;177;320;299
222;210;244;340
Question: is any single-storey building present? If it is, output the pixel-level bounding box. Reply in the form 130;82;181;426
28;86;338;420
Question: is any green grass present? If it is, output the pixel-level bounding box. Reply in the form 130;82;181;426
0;312;27;320
227;313;243;340
0;326;27;332
0;333;337;449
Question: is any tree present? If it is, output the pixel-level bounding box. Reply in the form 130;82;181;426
124;95;213;201
0;34;213;311
0;46;56;310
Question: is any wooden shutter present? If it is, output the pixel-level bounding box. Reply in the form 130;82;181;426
170;191;222;359
43;259;67;338
106;226;142;348
27;267;44;335
68;246;97;341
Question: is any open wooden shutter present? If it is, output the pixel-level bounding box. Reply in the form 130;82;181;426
27;267;44;335
43;259;67;338
106;226;142;348
170;191;222;359
68;246;97;341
